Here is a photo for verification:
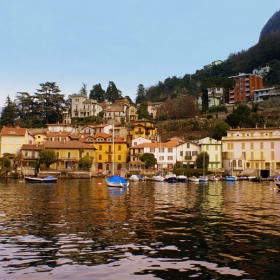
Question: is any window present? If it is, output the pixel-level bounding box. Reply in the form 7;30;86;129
56;152;59;157
99;155;102;160
118;155;121;160
118;145;121;151
192;151;198;156
99;145;102;150
271;151;275;160
186;151;191;156
67;152;71;158
260;142;263;149
250;143;254;149
271;142;274;149
134;142;137;145
168;148;173;153
159;156;164;161
180;151;183;156
150;148;155;153
25;151;28;156
186;143;190;148
238;160;242;167
159;148;164;153
242;143;245;149
167;156;173;160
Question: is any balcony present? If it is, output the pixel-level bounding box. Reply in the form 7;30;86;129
185;156;192;160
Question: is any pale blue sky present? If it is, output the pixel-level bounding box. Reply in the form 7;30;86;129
0;0;279;107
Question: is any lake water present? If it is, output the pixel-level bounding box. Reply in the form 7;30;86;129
0;178;280;280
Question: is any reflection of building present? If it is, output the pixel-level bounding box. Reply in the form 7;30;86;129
228;73;263;103
222;127;280;178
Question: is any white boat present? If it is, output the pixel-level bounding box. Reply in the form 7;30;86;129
129;174;140;182
209;176;219;181
188;176;199;182
165;173;177;183
199;176;208;182
177;174;187;183
153;175;165;182
24;176;57;183
248;176;257;181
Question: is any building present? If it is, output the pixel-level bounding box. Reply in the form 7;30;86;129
176;141;200;168
127;118;158;145
0;126;29;157
91;132;128;174
221;127;280;178
228;73;264;103
253;87;280;102
208;87;224;107
198;137;222;171
71;94;103;118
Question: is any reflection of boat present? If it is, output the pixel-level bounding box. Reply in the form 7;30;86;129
106;175;129;188
165;173;177;183
177;174;187;183
129;175;140;182
226;176;237;181
24;176;57;183
189;176;199;182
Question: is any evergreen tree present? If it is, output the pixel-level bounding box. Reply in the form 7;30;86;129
89;83;106;102
79;83;88;97
137;102;151;119
105;81;122;103
135;84;146;103
0;96;18;127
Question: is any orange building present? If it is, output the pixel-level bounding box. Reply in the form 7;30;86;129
228;73;263;103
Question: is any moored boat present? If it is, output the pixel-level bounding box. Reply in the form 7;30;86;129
188;176;199;182
152;174;165;182
129;174;140;182
199;176;208;182
106;175;129;188
177;174;187;183
24;176;57;183
226;175;237;181
165;173;177;183
209;176;219;182
274;178;280;190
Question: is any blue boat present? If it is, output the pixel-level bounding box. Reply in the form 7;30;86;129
24;176;57;183
106;175;129;188
226;175;237;181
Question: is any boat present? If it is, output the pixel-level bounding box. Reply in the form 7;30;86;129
129;174;140;182
248;176;257;181
177;174;187;183
188;176;199;182
165;173;177;183
106;175;129;188
226;175;237;181
106;120;129;188
152;174;165;182
209;176;219;182
24;176;57;183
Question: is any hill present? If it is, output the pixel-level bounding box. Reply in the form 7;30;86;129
259;9;280;41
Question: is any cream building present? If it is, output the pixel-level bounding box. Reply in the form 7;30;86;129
198;137;223;172
221;127;280;178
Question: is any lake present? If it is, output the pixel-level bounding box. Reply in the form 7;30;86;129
0;178;280;279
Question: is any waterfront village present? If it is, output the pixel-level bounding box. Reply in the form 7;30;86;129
1;81;280;181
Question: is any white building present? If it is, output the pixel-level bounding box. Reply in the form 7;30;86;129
176;141;200;168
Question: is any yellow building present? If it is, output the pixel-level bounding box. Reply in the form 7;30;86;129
0;126;29;156
92;132;128;174
222;127;280;178
127;118;158;145
44;141;96;170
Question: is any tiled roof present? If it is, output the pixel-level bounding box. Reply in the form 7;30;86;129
130;139;178;149
0;126;27;136
21;144;45;150
44;141;96;149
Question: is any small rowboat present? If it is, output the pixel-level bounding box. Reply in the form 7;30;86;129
24;176;58;183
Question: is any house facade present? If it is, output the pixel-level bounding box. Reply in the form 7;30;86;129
228;73;263;103
221;127;280;178
176;141;200;168
198;137;223;171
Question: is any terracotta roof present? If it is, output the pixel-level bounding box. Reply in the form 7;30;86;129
130;139;178;149
0;126;27;136
44;141;96;149
46;131;71;136
93;132;111;139
21;144;45;150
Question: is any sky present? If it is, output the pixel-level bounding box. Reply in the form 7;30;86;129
0;0;280;107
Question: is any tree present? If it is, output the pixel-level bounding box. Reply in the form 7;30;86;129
39;149;57;168
105;81;122;103
139;153;157;169
89;83;106;102
196;152;209;169
34;82;66;124
78;155;93;169
135;84;146;103
137;102;151;119
79;83;88;97
0;96;18;127
212;121;230;140
226;113;241;128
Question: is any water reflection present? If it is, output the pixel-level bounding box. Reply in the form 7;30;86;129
0;178;280;279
